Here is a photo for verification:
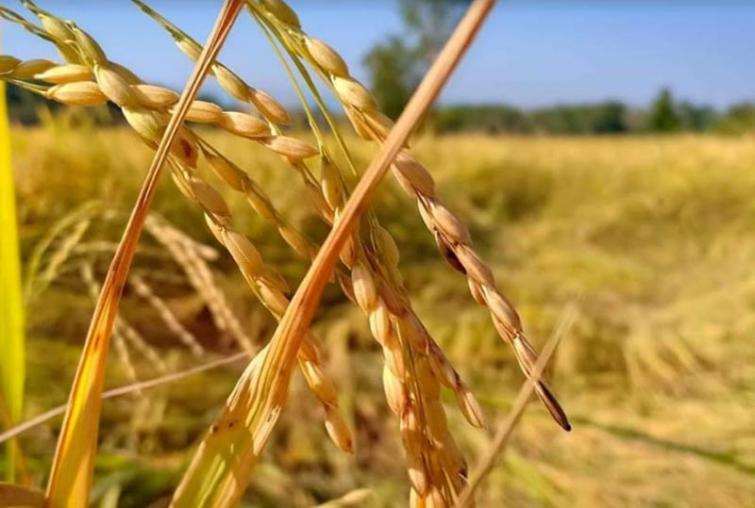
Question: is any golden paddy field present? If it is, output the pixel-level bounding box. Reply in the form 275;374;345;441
8;124;755;507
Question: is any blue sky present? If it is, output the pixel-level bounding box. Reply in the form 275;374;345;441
3;1;755;109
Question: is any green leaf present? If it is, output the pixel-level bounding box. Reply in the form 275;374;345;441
0;81;25;482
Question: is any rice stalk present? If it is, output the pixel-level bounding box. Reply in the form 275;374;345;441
79;262;141;387
171;2;493;504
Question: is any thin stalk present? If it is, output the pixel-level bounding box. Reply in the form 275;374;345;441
250;6;359;175
454;305;577;507
0;352;250;445
251;10;325;147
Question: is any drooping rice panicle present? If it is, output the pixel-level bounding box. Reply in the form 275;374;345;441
254;0;570;432
137;4;487;503
171;2;494;504
1;1;502;505
129;274;204;358
3;4;352;455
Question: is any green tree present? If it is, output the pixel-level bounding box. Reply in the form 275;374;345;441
713;103;755;134
648;87;682;132
363;37;419;120
363;0;468;119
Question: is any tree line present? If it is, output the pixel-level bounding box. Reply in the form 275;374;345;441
360;0;755;135
7;83;754;135
430;91;755;135
7;0;754;135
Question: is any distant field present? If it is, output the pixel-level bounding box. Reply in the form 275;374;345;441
9;124;755;507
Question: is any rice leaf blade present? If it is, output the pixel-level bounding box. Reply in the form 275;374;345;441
0;80;25;483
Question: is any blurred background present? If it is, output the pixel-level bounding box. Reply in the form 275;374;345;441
2;0;755;506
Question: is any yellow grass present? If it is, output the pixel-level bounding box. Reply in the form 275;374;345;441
6;128;755;507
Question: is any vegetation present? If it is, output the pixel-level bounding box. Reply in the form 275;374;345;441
363;0;469;120
1;0;753;506
9;85;755;136
5;124;755;507
648;88;682;132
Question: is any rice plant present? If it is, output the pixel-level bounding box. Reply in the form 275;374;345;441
0;1;575;506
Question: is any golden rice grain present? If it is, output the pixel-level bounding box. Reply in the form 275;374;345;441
248;87;290;124
278;226;315;258
135;84;179;109
184;100;225;124
324;407;353;453
219;111;270;138
214;65;249;101
223;230;264;279
9;58;55;78
188;178;232;221
305;37;349;77
352;263;378;312
383;365;407;414
70;25;107;64
261;135;318;161
45;82;107;106
454;245;495;288
301;362;338;406
261;0;301;27
35;64;93;84
0;56;21;74
333;76;377;111
258;284;290;316
392;152;436;198
204;149;250;192
429;202;471;245
94;64;146;108
122;108;165;142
